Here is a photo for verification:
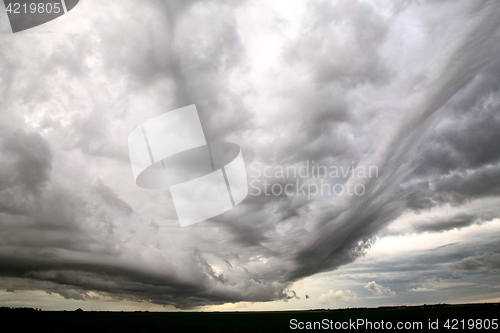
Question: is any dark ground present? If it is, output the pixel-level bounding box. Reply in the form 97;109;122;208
1;303;498;332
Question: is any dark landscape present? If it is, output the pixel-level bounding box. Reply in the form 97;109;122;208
1;303;498;332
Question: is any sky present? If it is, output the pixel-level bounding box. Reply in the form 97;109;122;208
0;0;500;311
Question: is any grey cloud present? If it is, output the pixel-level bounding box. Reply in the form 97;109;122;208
285;0;390;87
449;252;500;271
413;106;500;177
0;251;290;308
403;58;500;211
1;0;500;309
53;289;88;301
413;214;483;233
95;179;133;215
433;165;500;203
0;129;52;215
405;163;500;211
287;290;300;299
379;211;499;236
285;0;500;282
0;129;51;194
408;276;475;293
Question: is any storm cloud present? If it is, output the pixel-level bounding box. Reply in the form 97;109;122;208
1;0;500;309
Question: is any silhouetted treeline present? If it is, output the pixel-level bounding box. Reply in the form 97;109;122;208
0;306;41;312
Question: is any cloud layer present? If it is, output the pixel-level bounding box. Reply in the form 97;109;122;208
1;0;500;308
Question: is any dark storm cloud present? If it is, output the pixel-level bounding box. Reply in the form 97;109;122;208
285;0;500;281
91;0;251;143
379;210;499;236
412;212;494;233
412;103;500;176
404;124;500;211
2;3;250;309
403;56;500;211
1;0;500;309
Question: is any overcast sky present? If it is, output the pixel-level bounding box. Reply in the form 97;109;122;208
1;0;500;311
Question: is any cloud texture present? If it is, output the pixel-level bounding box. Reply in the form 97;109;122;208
1;0;500;308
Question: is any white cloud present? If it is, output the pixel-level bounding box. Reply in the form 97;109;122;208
364;281;394;296
317;289;357;304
